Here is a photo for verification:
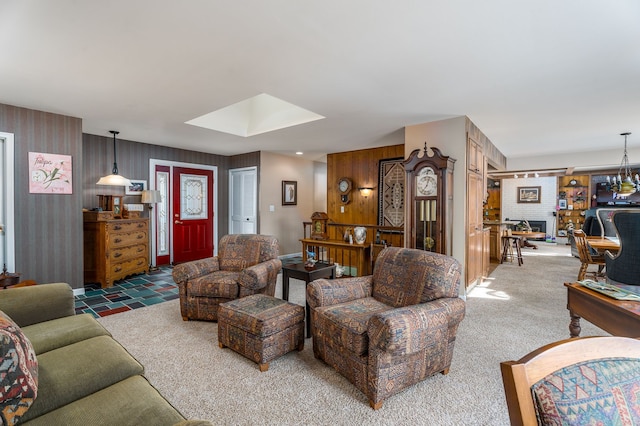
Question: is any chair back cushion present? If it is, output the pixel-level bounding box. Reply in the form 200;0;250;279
531;357;640;425
218;234;280;272
371;247;461;308
606;212;640;285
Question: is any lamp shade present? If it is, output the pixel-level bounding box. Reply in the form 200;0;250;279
358;187;373;197
96;174;132;186
141;190;162;204
97;130;132;186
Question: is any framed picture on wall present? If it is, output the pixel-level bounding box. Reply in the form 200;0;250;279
126;180;147;195
517;186;541;203
558;199;567;209
282;180;297;205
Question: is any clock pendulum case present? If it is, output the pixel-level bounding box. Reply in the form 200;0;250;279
403;143;455;255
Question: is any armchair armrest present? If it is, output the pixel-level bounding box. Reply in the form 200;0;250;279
307;276;373;309
238;258;282;291
172;257;220;285
0;282;75;327
368;297;465;356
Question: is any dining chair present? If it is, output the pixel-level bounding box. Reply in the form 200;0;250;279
501;336;640;426
572;229;605;281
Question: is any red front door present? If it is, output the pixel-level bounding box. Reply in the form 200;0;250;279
172;167;214;264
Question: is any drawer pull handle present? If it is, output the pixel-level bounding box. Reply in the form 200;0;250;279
137;224;144;228
137;247;144;252
114;225;122;230
113;252;122;258
137;234;144;239
114;266;122;273
114;238;122;243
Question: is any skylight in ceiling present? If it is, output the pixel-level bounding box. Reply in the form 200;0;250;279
185;93;325;137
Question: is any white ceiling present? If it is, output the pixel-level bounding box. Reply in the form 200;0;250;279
1;1;640;164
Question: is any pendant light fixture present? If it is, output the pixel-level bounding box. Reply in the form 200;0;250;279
97;130;132;186
606;132;639;197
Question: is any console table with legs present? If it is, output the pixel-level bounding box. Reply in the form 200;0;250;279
300;238;371;277
565;282;640;338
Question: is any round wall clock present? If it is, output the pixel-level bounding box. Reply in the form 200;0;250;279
337;177;353;204
569;179;577;185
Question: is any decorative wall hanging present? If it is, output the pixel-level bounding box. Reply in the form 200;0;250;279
517;186;541;203
29;152;72;194
126;180;147;195
377;157;405;228
282;180;297;205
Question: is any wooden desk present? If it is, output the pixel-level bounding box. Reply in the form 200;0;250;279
300;238;371;277
565;282;640;338
585;236;620;252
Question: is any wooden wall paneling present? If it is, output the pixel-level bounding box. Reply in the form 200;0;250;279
326;145;404;227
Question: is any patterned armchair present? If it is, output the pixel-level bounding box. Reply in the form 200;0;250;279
307;247;465;409
172;234;282;321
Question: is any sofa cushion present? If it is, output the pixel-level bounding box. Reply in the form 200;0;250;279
22;313;111;355
22;375;185;426
372;248;461;308
218;234;279;272
0;283;74;328
188;271;240;298
19;335;144;422
531;357;640;425
314;297;390;356
0;311;38;425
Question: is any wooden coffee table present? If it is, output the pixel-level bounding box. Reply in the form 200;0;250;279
282;262;336;338
565;282;640;338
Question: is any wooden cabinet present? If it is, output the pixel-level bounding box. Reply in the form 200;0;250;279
485;221;507;262
484;187;501;220
557;175;590;236
467;136;484;175
83;213;149;288
466;135;486;288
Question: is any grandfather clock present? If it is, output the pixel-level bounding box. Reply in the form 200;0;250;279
404;143;455;255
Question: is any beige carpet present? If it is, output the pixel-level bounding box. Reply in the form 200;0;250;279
98;243;607;425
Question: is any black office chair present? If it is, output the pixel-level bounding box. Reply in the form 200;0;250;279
605;212;640;285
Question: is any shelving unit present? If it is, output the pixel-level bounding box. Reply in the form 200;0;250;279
556;175;590;236
483;187;501;220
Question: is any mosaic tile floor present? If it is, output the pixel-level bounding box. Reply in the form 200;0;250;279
75;256;303;318
75;266;178;318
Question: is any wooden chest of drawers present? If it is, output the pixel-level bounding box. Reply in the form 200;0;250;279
83;213;149;288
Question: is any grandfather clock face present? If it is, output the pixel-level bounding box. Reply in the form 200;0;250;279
416;167;437;197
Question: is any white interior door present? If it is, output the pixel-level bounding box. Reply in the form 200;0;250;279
0;132;15;272
229;167;257;234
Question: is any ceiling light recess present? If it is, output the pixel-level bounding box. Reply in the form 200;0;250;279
185;93;325;137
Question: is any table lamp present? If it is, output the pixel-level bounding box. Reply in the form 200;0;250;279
141;190;162;271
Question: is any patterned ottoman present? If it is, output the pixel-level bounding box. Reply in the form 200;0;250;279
218;294;305;372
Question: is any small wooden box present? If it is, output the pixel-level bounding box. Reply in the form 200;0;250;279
83;211;114;221
122;208;140;219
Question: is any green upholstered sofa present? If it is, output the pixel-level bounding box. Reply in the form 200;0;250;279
0;283;211;425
